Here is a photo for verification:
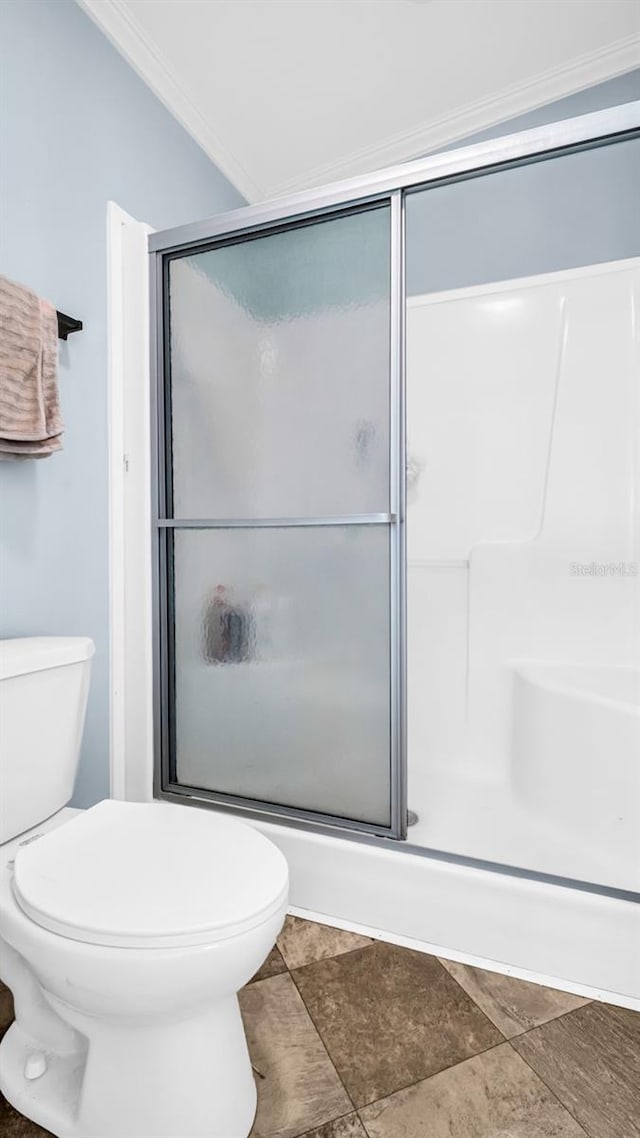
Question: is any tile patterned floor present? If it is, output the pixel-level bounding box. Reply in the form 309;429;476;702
1;915;639;1137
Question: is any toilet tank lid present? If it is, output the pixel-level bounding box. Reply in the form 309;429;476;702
0;637;95;681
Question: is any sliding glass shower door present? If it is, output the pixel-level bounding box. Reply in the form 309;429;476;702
154;202;405;836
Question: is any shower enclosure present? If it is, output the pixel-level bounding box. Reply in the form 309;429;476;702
150;102;640;911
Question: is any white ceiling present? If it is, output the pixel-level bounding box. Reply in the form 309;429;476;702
79;0;640;203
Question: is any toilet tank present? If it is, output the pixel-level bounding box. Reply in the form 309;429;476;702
0;637;95;843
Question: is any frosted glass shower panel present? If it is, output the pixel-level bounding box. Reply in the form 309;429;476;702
168;207;391;519
172;525;392;826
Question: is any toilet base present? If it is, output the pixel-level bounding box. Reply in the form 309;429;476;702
0;993;258;1138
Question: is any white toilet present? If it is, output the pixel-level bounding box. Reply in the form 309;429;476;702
0;637;289;1138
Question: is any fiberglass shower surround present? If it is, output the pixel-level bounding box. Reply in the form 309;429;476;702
406;257;640;893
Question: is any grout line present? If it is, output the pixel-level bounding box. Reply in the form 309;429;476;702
507;999;593;1044
297;1108;360;1138
432;958;510;1043
357;1110;370;1137
270;922;596;1135
281;938;376;975
353;1036;594;1138
244;961;359;1134
279;926;596;1043
510;1040;593;1138
287;967;359;1117
277;913;375;973
249;936;374;985
437;955;595;1042
357;1107;371;1137
352;1039;509;1116
280;930;510;1117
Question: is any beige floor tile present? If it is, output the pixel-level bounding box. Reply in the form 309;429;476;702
300;1114;367;1138
513;1002;640;1138
359;1042;587;1137
240;972;352;1138
249;944;288;984
277;916;372;971
292;941;502;1107
438;958;590;1037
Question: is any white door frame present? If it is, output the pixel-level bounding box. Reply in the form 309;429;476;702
107;201;154;801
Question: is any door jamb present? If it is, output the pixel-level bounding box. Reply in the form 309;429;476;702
107;201;154;801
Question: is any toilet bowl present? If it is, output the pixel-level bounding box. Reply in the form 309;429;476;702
0;800;289;1138
0;636;290;1137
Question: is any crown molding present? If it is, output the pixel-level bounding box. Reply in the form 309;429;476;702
76;0;262;202
267;33;640;198
75;1;640;206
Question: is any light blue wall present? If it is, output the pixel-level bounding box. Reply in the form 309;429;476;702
407;70;640;295
0;0;244;806
406;136;640;294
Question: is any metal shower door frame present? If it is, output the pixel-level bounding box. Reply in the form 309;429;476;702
150;193;407;839
149;99;639;845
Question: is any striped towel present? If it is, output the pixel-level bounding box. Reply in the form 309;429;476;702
0;275;63;459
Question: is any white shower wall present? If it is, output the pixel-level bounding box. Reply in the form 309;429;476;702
407;258;640;891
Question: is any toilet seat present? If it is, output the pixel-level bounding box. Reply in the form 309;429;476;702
12;800;289;948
